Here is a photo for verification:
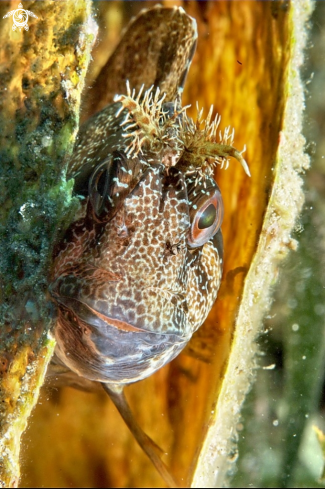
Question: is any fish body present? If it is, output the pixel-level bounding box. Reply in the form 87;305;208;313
47;8;249;483
50;99;224;384
48;5;249;388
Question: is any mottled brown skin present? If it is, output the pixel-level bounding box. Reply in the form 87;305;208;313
50;104;223;384
50;7;225;386
48;7;226;485
83;5;198;119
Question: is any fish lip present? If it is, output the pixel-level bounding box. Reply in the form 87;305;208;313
49;270;189;336
51;293;147;334
54;294;189;385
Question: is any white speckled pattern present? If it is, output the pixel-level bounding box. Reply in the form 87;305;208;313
49;7;231;385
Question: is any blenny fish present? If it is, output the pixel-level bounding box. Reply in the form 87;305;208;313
49;6;249;487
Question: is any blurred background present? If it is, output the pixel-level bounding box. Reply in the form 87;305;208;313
231;1;325;487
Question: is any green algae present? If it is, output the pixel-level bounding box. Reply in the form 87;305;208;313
0;1;96;486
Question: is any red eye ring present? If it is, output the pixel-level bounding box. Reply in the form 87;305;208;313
188;191;224;248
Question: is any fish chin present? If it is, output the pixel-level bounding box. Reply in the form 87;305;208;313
54;298;188;384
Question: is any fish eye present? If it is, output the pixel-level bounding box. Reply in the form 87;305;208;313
88;151;145;222
89;151;128;220
188;190;224;247
198;203;216;229
96;168;110;199
88;158;113;219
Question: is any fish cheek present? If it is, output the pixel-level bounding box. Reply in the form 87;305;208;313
185;237;223;332
54;307;95;379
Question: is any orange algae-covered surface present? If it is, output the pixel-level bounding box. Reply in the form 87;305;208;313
0;1;95;487
19;1;294;488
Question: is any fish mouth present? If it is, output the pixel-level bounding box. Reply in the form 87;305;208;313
51;287;188;385
49;267;144;334
49;267;189;337
50;272;189;384
51;294;147;334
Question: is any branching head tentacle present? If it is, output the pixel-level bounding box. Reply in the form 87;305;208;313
114;84;251;178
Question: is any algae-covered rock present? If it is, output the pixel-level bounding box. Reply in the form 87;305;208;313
0;1;96;486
